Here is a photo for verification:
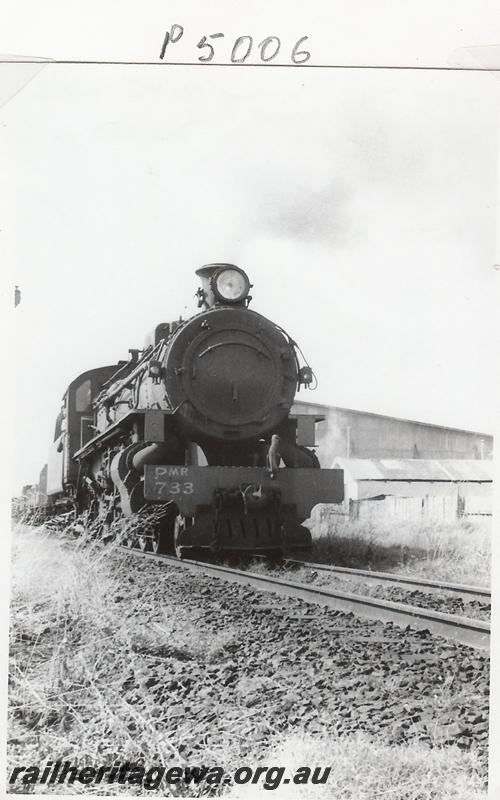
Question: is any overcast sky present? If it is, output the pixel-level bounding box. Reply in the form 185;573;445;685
1;1;499;492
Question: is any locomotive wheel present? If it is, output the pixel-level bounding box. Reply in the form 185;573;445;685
123;525;138;549
151;504;177;554
101;520;115;545
174;514;194;559
138;528;152;552
151;523;171;553
151;530;161;553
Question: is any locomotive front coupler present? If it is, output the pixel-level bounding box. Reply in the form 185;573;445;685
214;485;281;515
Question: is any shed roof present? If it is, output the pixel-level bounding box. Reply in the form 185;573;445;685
332;458;493;482
292;400;492;439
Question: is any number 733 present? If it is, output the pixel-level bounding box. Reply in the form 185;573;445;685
155;481;194;496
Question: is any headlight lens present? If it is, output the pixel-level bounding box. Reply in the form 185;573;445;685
213;268;250;303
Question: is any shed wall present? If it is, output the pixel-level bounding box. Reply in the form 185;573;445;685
291;401;493;464
342;480;492;521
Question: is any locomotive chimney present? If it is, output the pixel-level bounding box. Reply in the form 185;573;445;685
195;264;251;308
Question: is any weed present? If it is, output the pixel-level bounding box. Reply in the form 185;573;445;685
228;731;487;798
307;513;491;585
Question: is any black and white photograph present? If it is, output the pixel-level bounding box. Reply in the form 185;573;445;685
2;1;498;797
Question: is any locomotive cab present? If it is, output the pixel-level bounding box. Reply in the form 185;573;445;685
46;365;119;508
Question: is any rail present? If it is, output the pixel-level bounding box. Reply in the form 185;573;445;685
282;559;491;603
121;549;490;651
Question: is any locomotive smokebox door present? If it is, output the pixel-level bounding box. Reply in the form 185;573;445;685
163;307;298;442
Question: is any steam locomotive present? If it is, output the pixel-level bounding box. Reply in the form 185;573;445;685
19;265;344;557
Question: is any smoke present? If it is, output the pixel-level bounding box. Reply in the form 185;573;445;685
315;412;346;468
252;179;353;246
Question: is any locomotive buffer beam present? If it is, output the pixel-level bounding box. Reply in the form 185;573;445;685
144;465;344;555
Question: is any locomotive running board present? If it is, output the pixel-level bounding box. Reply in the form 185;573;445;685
144;465;344;520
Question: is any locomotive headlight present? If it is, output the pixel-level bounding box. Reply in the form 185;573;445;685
212;267;250;304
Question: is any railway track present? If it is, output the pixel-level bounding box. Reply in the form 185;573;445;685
282;559;491;603
121;547;490;652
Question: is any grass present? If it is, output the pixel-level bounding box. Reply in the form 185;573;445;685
8;523;490;798
8;525;194;793
228;732;487;799
307;511;491;586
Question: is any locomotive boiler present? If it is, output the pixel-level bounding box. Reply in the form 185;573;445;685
41;265;344;557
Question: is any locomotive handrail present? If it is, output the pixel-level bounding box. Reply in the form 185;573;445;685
198;342;270;359
94;341;167;406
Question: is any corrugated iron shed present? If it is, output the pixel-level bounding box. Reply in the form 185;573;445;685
332;458;493;482
293;401;492;438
